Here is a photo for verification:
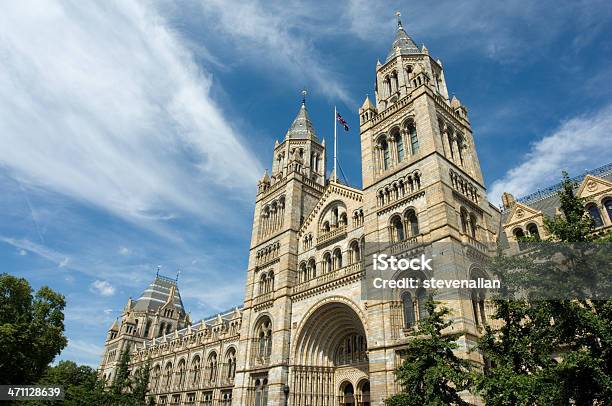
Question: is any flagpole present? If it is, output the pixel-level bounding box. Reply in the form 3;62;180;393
333;105;337;182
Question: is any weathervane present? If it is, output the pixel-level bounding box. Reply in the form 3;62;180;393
396;11;403;29
156;265;161;277
176;269;181;282
301;87;308;105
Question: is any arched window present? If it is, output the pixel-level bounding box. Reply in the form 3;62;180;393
394;131;404;162
390;215;404;242
335;333;367;365
333;248;343;270
253;317;272;366
527;223;540;240
341;382;355;406
267;271;274;292
323;252;332;273
407;122;419;153
144;319;151;338
513;228;525;240
191;356;201;387
299;262;307;283
259;273;266;295
163;362;173;389
166;323;172;335
224;348;236;382
417;287;428;320
469;213;478;239
404;209;419;237
381;139;390;170
349;240;361;264
402;291;415;328
604;198;612;222
308;258;317;279
587;204;604;227
207;352;218;383
176;359;186;389
254;378;269;406
322;221;330;232
471;289;487;327
151;365;161;391
158;322;165;337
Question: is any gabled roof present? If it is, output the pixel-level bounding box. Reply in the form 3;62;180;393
133;274;185;315
386;18;420;63
285;102;318;140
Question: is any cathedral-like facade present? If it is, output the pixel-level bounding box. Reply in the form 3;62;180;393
98;15;612;406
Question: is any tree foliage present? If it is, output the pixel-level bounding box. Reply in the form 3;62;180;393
0;273;67;385
386;298;474;406
476;172;612;405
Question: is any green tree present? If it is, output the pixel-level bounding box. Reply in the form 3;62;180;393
386;298;474;406
477;172;612;405
0;273;67;384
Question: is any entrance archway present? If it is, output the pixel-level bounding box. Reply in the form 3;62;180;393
290;300;369;406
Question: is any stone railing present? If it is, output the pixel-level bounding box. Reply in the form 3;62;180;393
389;235;422;254
462;234;488;254
292;262;363;296
253;291;274;306
316;225;347;246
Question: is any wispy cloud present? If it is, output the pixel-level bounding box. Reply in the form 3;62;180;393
346;0;612;63
90;280;116;297
489;104;612;204
0;1;262;233
60;339;105;368
197;0;352;105
1;237;69;268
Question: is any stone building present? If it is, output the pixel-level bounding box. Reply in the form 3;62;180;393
98;13;612;406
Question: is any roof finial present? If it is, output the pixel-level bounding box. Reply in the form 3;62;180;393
396;11;403;30
301;87;307;105
156;265;161;277
175;269;181;282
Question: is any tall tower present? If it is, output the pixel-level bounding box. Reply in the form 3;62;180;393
359;13;499;403
233;96;326;405
99;274;190;382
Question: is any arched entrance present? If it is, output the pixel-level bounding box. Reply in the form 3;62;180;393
290;301;369;406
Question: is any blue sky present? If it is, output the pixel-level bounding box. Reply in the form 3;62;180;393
1;0;611;366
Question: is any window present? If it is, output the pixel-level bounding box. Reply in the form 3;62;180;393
333;248;343;270
190;356;201;387
144;319;151;338
308;258;317;279
402;292;414;328
323;252;332;273
349;240;361;264
382;139;390;169
254;378;268;406
390;215;404;242
163;362;173;389
469;213;478;239
527;223;540;240
224;348;236;382
299;262;307;283
408;123;419;153
335;333;367;365
404;210;419;237
513;228;525;240
603;198;612;223
587;204;604;227
253;317;272;366
175;359;186;389
206;352;218;383
395;132;404;162
472;289;487;327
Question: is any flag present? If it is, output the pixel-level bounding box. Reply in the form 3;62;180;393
336;112;349;132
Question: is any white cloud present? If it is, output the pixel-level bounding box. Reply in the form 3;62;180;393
345;0;612;63
0;1;261;232
198;0;352;105
1;236;68;267
489;104;612;204
90;280;116;296
59;339;105;367
18;249;27;256
118;246;130;256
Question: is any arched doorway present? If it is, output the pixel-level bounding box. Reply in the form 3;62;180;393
339;381;355;405
291;301;369;406
357;380;370;406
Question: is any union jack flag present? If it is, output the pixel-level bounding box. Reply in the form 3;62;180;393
336;112;349;132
